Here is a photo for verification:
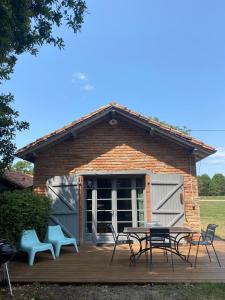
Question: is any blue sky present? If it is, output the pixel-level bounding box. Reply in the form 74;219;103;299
2;0;225;176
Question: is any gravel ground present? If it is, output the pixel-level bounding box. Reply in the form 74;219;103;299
1;283;225;300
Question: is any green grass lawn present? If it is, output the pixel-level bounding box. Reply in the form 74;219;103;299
200;199;225;239
200;196;225;200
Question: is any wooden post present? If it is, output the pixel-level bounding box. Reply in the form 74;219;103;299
79;175;84;244
145;174;151;223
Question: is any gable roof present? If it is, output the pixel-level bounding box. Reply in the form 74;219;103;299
3;170;33;189
16;103;216;162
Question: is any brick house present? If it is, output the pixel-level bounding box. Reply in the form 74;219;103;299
16;103;215;244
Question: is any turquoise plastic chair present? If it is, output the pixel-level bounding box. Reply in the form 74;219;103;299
20;229;56;266
45;225;79;257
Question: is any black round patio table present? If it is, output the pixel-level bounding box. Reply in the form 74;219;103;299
123;226;197;267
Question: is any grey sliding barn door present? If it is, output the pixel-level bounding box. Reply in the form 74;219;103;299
46;175;79;240
150;174;184;227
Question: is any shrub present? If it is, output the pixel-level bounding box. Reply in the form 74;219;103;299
0;190;51;247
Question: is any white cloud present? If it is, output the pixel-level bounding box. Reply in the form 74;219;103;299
72;72;88;82
206;147;225;165
82;84;95;91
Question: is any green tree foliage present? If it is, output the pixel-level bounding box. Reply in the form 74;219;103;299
198;174;211;196
0;94;29;174
0;0;87;82
0;0;87;173
0;190;51;246
11;160;33;175
149;116;190;135
209;173;225;196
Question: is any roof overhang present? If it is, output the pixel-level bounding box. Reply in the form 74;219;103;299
16;104;216;162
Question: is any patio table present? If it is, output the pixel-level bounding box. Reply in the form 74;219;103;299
123;226;197;266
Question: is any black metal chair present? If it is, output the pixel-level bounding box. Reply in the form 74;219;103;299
187;224;221;267
0;238;16;296
106;224;134;264
148;228;174;271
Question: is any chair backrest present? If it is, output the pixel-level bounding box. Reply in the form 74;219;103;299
106;224;117;242
204;224;218;243
20;229;40;247
149;228;170;240
47;225;65;239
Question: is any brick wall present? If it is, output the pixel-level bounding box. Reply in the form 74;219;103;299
33;118;200;233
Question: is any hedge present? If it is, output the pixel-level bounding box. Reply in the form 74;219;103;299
0;190;51;247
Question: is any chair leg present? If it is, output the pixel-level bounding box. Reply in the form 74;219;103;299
165;250;168;262
205;245;211;262
50;246;56;260
110;242;117;264
3;263;13;296
74;242;79;253
194;243;200;268
150;243;153;265
145;237;148;261
29;250;36;266
211;243;221;267
170;251;174;272
55;244;61;257
128;242;135;266
187;242;192;260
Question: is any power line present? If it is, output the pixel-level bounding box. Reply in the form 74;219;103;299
189;130;225;132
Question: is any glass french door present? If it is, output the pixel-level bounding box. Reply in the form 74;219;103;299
84;176;145;242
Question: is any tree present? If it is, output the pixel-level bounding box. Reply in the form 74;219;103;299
209;173;225;196
0;94;29;174
198;174;211;196
0;0;87;82
0;0;87;174
11;160;33;175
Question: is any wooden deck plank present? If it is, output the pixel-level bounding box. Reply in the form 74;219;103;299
9;241;225;283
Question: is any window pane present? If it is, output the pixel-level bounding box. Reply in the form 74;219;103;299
138;222;145;227
86;200;92;210
118;222;132;233
116;178;131;188
97;223;111;233
97;178;112;188
86;189;92;199
117;200;132;210
136;188;144;199
117;211;132;221
137;199;144;210
86;179;94;189
97;200;111;210
136;178;144;188
97;189;111;199
85;222;92;233
117;189;131;199
86;211;92;222
97;211;112;222
137;211;144;222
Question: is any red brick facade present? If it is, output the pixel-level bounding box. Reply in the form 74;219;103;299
33;118;200;235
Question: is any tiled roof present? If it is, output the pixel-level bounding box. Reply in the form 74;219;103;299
16;103;216;158
3;170;33;188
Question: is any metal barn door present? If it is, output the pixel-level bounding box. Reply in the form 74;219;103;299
46;175;79;240
150;174;184;226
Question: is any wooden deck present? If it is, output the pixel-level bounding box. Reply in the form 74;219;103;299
9;241;225;283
